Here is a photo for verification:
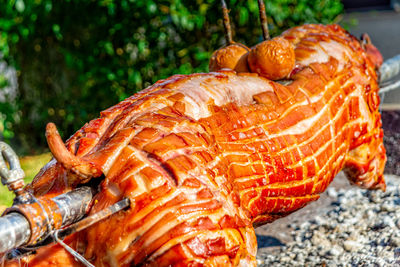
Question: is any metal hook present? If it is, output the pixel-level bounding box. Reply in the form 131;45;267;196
51;198;130;267
0;142;25;196
53;230;94;267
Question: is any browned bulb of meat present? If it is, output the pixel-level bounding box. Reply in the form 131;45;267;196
248;36;295;80
209;43;250;72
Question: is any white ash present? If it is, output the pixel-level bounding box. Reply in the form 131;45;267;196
257;175;400;266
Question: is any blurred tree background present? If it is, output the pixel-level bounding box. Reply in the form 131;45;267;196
0;0;343;154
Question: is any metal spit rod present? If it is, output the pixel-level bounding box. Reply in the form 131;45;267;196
379;54;400;94
0;186;93;254
379;54;400;84
0;213;31;253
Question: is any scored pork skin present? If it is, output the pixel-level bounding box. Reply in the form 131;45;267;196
7;24;385;267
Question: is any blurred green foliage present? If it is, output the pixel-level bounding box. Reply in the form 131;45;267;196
0;152;51;206
0;0;343;154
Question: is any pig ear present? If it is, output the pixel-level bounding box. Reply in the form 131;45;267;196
360;33;371;46
46;123;102;179
360;33;383;68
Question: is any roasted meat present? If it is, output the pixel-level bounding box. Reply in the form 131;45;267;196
4;24;386;266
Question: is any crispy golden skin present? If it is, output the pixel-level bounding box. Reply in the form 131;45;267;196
4;24;385;267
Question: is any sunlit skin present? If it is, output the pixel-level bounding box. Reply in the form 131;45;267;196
3;24;385;267
248;36;295;80
209;43;250;73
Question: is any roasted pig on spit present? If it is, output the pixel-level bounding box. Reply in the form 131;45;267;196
2;23;386;266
